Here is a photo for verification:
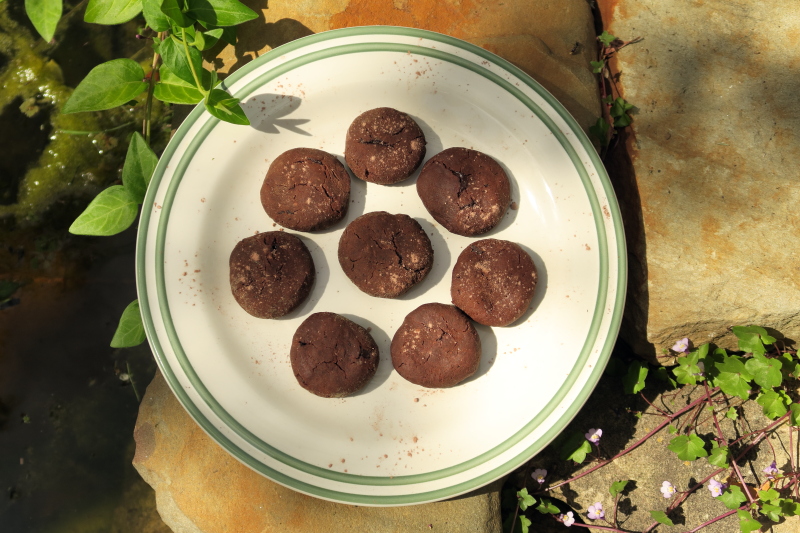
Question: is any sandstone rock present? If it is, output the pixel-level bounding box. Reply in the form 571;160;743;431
598;0;800;360
133;371;503;533
209;0;601;134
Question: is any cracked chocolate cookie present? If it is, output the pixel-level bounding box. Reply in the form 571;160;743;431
344;107;426;184
416;147;510;236
290;312;379;398
451;239;537;326
229;231;315;319
391;303;481;388
338;211;434;298
261;147;350;232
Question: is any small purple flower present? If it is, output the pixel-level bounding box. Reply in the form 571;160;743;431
558;511;575;527
531;468;547;485
672;338;690;353
585;428;602;444
660;481;676;498
707;478;727;498
763;461;779;479
587;502;604;520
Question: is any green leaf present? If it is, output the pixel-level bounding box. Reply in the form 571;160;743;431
517;488;536;511
654;366;678;388
649;510;674;526
153;69;205;104
110;300;146;348
535;497;559;514
188;0;258;27
756;389;790;420
726;406;739;420
609;480;629;498
759;503;782;522
598;30;617;46
780;498;800;516
667;434;708;461
673;352;704;385
62;59;147;114
198;27;224;49
205;88;249;125
732;325;775;356
614;113;632;128
560;432;592;464
0;280;21;300
745;353;782;389
85;0;142;24
708;443;730;468
158;34;204;87
142;0;170;31
790;403;800;426
25;0;61;42
69;185;139;236
715;372;751;400
720;486;748;510
590;60;605;74
518;515;531;533
610;97;635;118
121;132;157;203
623;360;648;394
668;424;678;434
161;0;195;27
737;510;761;532
589;117;610;147
758;488;780;504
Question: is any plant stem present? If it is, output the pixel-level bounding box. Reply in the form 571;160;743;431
143;31;166;143
181;28;209;101
686;506;742;533
568;522;626;532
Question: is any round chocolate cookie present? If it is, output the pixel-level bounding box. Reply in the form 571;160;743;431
416;147;511;236
391;303;481;388
229;231;315;319
261;147;350;232
338;211;433;298
451;239;537;327
344;107;426;184
290;312;379;398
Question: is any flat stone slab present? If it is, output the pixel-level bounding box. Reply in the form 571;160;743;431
133;372;502;533
600;0;800;359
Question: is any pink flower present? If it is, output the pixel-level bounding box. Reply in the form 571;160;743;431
587;502;604;520
763;461;779;479
660;481;676;498
707;478;726;498
559;511;575;527
531;468;547;485
672;338;690;353
585;428;602;444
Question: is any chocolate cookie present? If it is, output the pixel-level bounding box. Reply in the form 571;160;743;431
416;147;510;236
290;312;379;398
261;148;350;232
451;239;537;326
391;303;481;388
338;211;433;298
344;107;426;184
229;232;315;319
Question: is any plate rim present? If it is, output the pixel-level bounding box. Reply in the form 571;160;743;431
136;25;627;505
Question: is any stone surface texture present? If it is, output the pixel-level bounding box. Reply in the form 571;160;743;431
600;0;800;360
209;0;601;134
133;371;502;533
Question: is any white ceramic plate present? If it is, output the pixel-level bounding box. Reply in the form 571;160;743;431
137;27;626;506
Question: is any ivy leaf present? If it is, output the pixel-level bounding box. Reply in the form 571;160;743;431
614;112;632;128
121;132;158;203
560;432;592;464
715;371;751;400
84;0;142;24
590;60;605;74
161;0;195;27
205;88;249;125
719;486;748;510
756;389;790;420
649;510;674;526
153;66;205;104
673;353;703;385
668;424;678;434
654;366;677;388
790;403;800;426
758;488;780;504
25;0;62;42
622;360;648;394
110;300;146;348
142;0;170;31
759;503;782;522
589;117;610;147
62;59;147;113
732;325;775;356
726;406;739;420
737;510;761;532
609;480;629;498
69;185;139;236
535;497;560;514
598;31;617;46
158;34;205;87
188;0;258;27
708;443;730;468
744;353;782;389
667;434;708;461
517;515;531;533
780;499;800;516
517;488;536;511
